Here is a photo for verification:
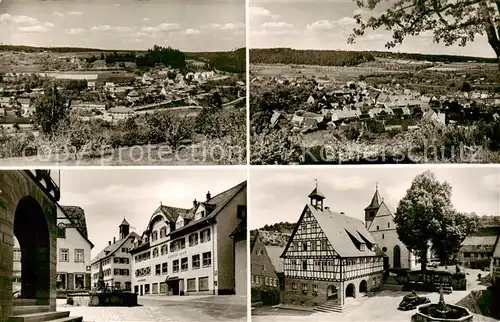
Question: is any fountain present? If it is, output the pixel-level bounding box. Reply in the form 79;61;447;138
66;260;138;307
413;289;473;322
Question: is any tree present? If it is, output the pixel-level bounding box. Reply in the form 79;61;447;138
394;171;454;271
348;0;500;69
33;85;70;137
431;211;478;264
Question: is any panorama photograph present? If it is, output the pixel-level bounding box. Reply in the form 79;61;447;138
0;169;247;322
249;166;500;321
0;0;246;166
249;0;500;165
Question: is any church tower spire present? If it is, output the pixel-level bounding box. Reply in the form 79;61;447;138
364;183;382;227
308;179;325;211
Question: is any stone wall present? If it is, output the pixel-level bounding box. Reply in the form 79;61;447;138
0;171;58;322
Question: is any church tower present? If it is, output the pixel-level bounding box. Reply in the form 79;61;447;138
308;182;325;211
119;218;130;240
364;184;382;228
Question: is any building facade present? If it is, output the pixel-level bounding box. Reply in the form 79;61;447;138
282;186;384;308
364;187;419;270
129;181;247;297
231;210;247;296
460;235;498;269
490;234;500;287
55;205;94;295
251;231;280;290
90;220;139;291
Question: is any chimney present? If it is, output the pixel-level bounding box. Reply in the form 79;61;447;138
113;237;116;244
108;241;111;246
206;191;211;202
193;198;197;208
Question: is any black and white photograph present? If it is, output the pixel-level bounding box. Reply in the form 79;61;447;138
250;166;500;321
249;0;500;165
0;0;246;166
0;169;247;322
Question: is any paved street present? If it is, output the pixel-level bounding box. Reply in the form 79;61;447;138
56;295;247;322
252;269;498;322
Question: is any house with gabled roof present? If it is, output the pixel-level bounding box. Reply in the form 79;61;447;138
90;219;140;291
251;231;281;291
281;184;384;310
364;186;419;270
129;181;247;297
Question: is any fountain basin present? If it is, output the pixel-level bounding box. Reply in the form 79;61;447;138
67;291;138;307
414;303;473;322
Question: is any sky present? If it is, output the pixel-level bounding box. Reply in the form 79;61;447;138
249;0;494;58
0;0;245;51
58;168;247;258
249;166;500;229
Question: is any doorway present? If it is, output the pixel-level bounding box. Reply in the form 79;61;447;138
327;285;338;301
345;283;355;298
394;245;401;268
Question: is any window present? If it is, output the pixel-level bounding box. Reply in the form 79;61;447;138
160;282;167;294
122;248;129;253
156;264;161;275
360;244;365;251
199;277;209;291
60;249;69;262
75;274;85;289
377;226;380;230
152;231;158;242
291;282;297;290
388;222;390;228
181;257;188;271
160;227;167;238
189;233;198;247
302;260;307;270
192;255;200;269
115;282;121;290
202;252;212;267
200;229;211;243
237;205;247;219
302;283;308;292
153;248;159;258
312;284;318;293
302;242;307;251
144;284;150;294
57;227;66;238
13;249;21;262
382;234;384;239
187;278;196;292
162;262;168;274
125;282;131;291
114;269;120;275
152;283;158;294
173;260;179;272
75;249;84;262
57;274;67;290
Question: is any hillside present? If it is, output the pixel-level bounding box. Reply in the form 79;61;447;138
250;48;497;67
250;221;295;247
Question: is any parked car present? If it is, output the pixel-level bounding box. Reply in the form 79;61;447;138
398;293;431;311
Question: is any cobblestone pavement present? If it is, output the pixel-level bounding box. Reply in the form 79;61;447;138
56;295;247;322
252;269;497;322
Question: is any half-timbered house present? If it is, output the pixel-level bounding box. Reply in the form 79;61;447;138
281;185;384;310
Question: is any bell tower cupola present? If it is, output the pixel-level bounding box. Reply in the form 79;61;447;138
308;179;325;211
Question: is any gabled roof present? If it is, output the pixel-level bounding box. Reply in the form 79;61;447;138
120;218;130;226
91;231;140;264
308;186;325;199
59;205;94;249
169;181;247;236
265;246;285;273
283;204;378;258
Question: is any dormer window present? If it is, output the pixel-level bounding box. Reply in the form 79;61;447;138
201;211;205;218
160;227;167;238
360;243;366;251
152;231;158;242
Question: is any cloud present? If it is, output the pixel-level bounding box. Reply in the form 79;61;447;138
202;22;245;31
66;11;83;16
0;14;39;25
261;21;293;29
141;23;180;32
90;25;133;33
184;28;201;36
53;12;65;17
306;17;357;32
18;22;55;33
142;17;150;22
249;6;279;20
67;28;85;35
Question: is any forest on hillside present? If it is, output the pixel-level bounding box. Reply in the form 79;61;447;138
249;48;497;66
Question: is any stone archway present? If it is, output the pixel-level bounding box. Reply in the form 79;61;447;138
345;283;355;298
359;280;367;293
394;245;401;268
14;196;51;303
0;170;58;322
